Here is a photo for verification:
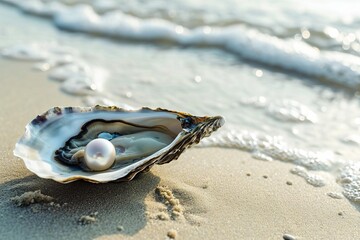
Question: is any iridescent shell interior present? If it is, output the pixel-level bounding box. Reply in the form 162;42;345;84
14;106;224;183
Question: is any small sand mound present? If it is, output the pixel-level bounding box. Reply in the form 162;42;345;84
167;229;177;239
11;190;54;206
283;234;297;240
78;212;98;225
156;212;170;221
155;186;184;220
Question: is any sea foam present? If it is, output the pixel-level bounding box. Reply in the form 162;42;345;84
240;97;318;123
1;43;107;96
2;0;360;89
198;127;360;202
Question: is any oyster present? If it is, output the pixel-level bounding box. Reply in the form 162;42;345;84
14;106;224;183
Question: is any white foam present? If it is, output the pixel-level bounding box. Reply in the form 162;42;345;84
3;0;360;88
267;100;318;123
341;135;360;146
338;163;360;202
49;63;89;82
60;65;108;96
91;0;117;12
200;128;342;171
1;43;49;61
241;97;318;123
251;151;273;161
1;43;75;63
1;43;107;97
240;96;268;108
290;166;326;187
327;192;343;199
200;128;360;202
52;6;360;88
2;0;68;17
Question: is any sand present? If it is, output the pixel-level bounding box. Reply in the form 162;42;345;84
11;190;54;206
0;58;360;239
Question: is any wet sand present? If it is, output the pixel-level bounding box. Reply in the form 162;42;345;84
0;58;359;239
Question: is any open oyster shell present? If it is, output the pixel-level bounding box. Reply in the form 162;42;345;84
14;106;224;183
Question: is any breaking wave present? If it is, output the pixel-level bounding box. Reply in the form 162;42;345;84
2;0;360;89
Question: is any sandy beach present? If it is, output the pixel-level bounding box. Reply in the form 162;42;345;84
1;58;359;239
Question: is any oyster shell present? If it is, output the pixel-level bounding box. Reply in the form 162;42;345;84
14;106;224;183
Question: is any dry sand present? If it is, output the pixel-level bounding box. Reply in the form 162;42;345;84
0;58;360;239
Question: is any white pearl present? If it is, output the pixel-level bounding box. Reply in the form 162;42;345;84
84;138;116;171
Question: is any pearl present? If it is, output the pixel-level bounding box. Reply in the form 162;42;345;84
84;138;116;171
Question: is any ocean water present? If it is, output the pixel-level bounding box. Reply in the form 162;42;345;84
2;0;360;202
